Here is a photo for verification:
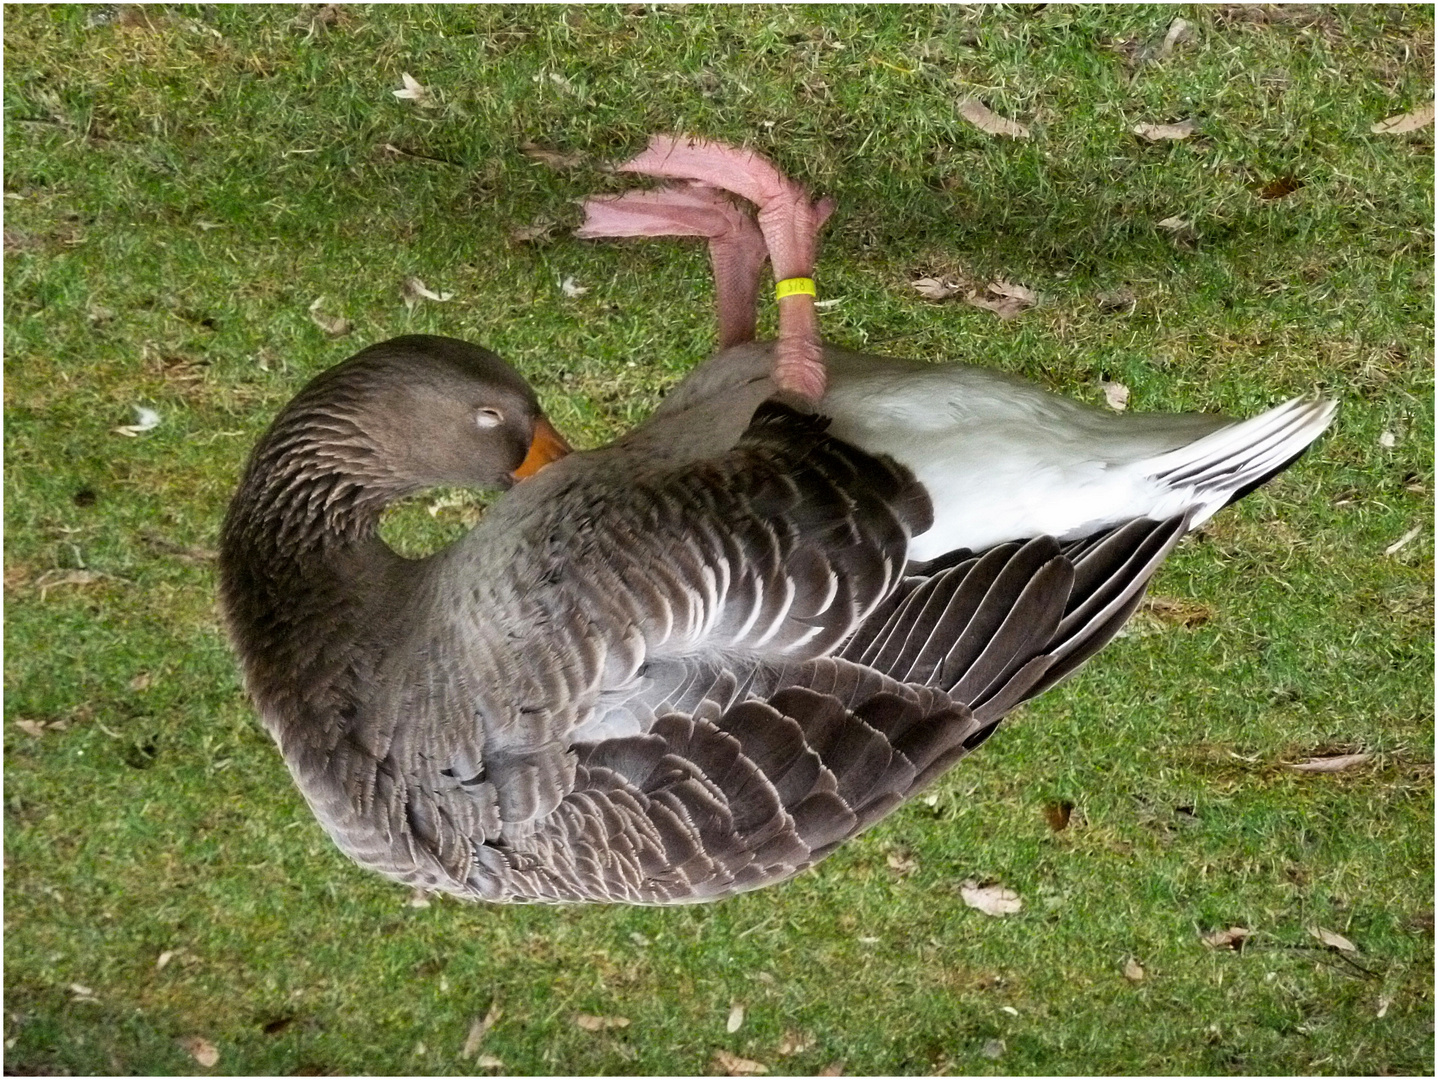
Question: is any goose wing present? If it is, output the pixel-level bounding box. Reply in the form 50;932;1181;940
298;406;1185;903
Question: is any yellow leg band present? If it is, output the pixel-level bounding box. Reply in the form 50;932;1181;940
775;277;817;301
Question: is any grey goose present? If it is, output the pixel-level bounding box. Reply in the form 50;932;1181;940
217;138;1336;905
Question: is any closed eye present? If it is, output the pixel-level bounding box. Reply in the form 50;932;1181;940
475;407;505;429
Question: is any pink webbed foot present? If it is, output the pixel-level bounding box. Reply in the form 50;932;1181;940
616;136;834;400
577;184;767;349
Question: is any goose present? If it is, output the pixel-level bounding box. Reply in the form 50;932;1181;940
217;141;1336;905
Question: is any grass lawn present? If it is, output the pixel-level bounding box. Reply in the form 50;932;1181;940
4;4;1433;1075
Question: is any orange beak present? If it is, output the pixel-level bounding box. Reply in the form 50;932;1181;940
511;416;572;481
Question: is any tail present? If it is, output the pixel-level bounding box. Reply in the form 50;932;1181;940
1144;395;1338;528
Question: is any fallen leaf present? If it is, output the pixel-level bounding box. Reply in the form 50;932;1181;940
1200;926;1250;950
911;276;963;301
957;98;1030;139
574;1013;630;1031
1377;995;1392;1019
818;1064;844;1077
156;949;183;970
559;275;589;299
713;1049;767;1075
307;297;352;337
1384;526;1422;557
776;1030;815;1057
1042;800;1074;832
1289;752;1371;773
130;672;153;692
965;280;1036;320
1133;120;1196;142
726;1002;745;1033
14;719;48;738
1097;287;1136;314
393;72;433;108
1122;957;1146;982
1157;216;1192;232
1255;175;1304;200
1158;16;1195;57
885;849;918;876
509;221;555;244
1309;926;1358;953
1378;430;1397;448
69;983;96;999
982;1039;1006;1059
1101;379;1130;411
521;142;586;170
960;881;1023;917
407;887;431;908
114;405;161;437
475;1053;504;1070
180;1036;219;1068
462;1003;503;1058
1371;102;1435;135
402;277;453;312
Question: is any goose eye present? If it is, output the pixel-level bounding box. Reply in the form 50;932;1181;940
475;407;505;430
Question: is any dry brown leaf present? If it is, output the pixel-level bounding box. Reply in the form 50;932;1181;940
1042;800;1074;832
1101;379;1130;411
1289;753;1371;773
1122;957;1146;982
776;1030;815;1057
960;880;1023;917
726;1002;745;1033
1384;526;1422;557
307;297;352;338
402;277;453;312
957;98;1030;139
885;849;918;876
462;1003;503;1058
1097;287;1136;314
475;1053;504;1071
1309;926;1358;953
818;1064;844;1077
1371;103;1435;135
1133;120;1196;142
965;280;1036;320
70;983;96;999
1200;926;1250;950
1158;17;1195;57
393;72;434;108
1377;995;1392;1019
574;1013;630;1031
911;276;963;301
509;221;555;244
713;1048;767;1075
521;143;586;170
1157;215;1192;232
180;1036;219;1069
14;719;49;738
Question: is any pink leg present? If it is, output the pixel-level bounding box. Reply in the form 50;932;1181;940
577;185;768;349
615;136;834;401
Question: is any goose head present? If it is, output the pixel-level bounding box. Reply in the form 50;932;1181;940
218;335;569;734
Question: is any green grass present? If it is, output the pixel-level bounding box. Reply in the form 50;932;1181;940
4;3;1433;1075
